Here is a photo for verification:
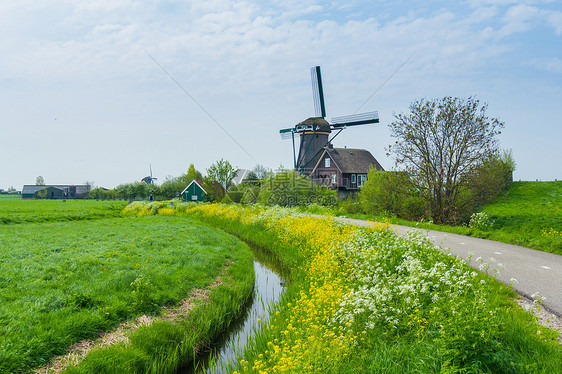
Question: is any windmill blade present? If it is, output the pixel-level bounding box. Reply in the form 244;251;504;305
280;127;296;140
311;66;326;118
331;111;379;128
281;132;298;140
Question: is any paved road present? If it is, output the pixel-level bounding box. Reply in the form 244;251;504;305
340;217;562;316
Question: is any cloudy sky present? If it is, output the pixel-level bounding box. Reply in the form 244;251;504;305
1;0;561;190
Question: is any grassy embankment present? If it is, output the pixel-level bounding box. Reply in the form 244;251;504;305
131;201;562;373
302;181;562;255
0;198;254;373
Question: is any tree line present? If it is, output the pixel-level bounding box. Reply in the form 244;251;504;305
90;96;515;226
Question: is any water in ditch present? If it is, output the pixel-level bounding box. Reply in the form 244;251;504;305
180;246;286;373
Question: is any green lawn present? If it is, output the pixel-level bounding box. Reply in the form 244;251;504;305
0;200;254;373
481;181;562;253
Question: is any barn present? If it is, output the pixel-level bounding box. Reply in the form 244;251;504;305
21;185;91;199
181;180;208;202
310;146;384;198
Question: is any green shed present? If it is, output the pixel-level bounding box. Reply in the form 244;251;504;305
181;180;208;202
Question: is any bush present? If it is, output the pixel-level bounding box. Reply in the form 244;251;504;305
359;168;426;221
257;171;336;207
468;150;515;207
469;212;494;231
337;197;363;214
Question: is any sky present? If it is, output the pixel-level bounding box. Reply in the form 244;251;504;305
1;0;561;190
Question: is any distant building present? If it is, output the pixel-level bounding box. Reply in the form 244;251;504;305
181;180;208;202
21;185;91;199
231;169;251;186
310;146;384;198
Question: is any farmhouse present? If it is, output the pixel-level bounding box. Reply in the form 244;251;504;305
21;185;91;199
310;146;384;198
181;180;208;202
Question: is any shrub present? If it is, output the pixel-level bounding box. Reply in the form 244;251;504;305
359;167;426;221
469;212;494;231
257;170;336;207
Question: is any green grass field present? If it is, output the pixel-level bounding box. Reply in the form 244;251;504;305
0;199;254;373
481;181;562;253
0;194;128;224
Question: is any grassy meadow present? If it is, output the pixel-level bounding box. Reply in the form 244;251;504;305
481;181;562;253
0;198;254;373
0;194;127;224
127;201;562;373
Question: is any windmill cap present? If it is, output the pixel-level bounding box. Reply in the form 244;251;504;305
297;117;331;133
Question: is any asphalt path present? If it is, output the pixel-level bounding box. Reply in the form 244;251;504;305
338;217;562;317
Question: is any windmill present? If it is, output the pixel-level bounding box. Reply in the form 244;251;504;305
280;66;379;175
141;164;158;185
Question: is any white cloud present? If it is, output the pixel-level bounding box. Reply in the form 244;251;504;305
526;57;562;74
545;10;562;34
498;4;540;37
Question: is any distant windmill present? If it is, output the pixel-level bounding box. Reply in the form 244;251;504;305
280;66;379;175
141;164;158;185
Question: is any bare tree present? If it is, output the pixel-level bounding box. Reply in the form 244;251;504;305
35;176;44;185
388;97;504;224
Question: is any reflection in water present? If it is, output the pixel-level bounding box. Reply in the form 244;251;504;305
181;253;285;374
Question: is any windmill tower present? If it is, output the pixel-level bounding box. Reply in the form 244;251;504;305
280;66;379;175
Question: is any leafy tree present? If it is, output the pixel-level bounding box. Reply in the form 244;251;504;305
359;167;425;221
388;97;505;224
246;171;259;181
36;176;44;186
206;159;239;191
89;187;117;200
257;170;336;207
186;163;203;182
202;179;226;202
36;188;47;199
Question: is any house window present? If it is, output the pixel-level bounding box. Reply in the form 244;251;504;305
358;174;367;187
351;174;356;184
191;195;198;201
331;174;337;184
325;158;330;168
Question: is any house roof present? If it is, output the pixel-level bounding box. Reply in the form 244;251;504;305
181;180;208;195
312;148;385;174
231;169;251;186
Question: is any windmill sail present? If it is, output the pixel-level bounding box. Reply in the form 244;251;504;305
311;66;326;118
279;127;296;139
331;111;379;127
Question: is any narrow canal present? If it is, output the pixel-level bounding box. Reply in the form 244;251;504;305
180;246;286;373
